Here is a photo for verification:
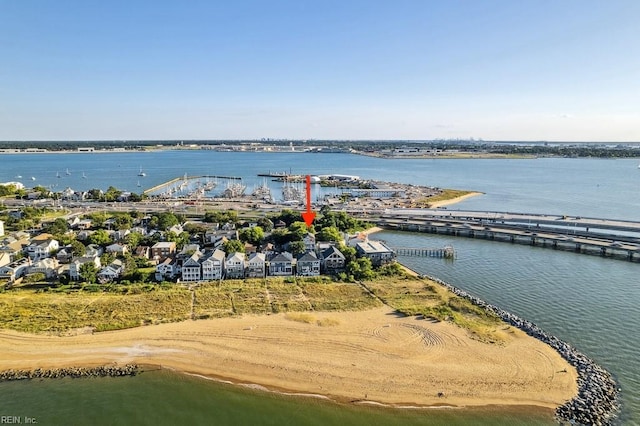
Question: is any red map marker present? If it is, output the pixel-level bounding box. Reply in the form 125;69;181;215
301;175;316;227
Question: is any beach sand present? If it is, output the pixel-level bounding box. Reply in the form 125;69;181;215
0;306;577;409
428;192;483;208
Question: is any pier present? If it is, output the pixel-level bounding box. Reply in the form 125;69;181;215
378;209;640;263
394;246;455;258
143;175;241;195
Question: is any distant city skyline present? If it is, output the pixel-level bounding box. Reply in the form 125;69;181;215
2;1;639;142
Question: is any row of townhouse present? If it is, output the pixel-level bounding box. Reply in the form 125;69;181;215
154;238;395;283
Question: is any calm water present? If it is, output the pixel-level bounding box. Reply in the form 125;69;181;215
1;151;639;425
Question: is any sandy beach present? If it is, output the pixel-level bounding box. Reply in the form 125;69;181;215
0;306;576;409
427;191;483;208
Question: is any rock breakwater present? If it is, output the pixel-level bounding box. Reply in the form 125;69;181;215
0;365;138;381
423;274;620;426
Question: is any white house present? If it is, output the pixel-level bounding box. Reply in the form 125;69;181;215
201;249;225;280
28;258;59;278
180;250;203;282
225;252;246;279
0;257;31;281
106;243;128;256
245;252;266;278
155;257;177;281
25;239;59;261
97;259;124;283
69;256;101;281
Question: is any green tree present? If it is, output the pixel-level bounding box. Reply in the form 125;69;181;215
156;212;179;231
222;239;245;254
256;217;274;232
289;222;312;241
88;229;112;246
239;226;264;246
125;231;143;249
288;240;306;256
317;226;342;242
45;218;69;235
79;262;97;284
114;214;133;230
70;240;86;257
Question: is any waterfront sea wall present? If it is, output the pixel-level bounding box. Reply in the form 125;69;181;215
0;365;138;381
423;274;620;426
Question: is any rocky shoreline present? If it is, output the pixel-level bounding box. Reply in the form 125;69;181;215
0;365;138;381
423;274;620;426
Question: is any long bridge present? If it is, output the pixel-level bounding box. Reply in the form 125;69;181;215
377;208;640;262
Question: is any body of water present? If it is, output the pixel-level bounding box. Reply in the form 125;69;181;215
1;151;639;425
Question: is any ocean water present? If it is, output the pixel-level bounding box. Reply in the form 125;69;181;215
1;151;639;424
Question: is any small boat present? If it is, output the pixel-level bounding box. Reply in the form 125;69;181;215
56;172;61;178
65;168;71;175
138;167;146;177
82;172;87;179
31;177;36;181
15;175;22;179
137;181;141;187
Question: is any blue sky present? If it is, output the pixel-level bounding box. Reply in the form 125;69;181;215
1;1;639;141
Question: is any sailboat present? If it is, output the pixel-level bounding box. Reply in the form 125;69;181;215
65;168;71;175
56;171;61;178
82;172;87;179
138;167;146;177
137;180;141;187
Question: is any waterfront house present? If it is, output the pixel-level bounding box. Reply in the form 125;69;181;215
97;259;124;283
320;245;346;272
151;241;176;261
28;258;59;278
355;240;395;266
68;256;101;281
245;252;266;278
225;252;246;279
268;252;294;276
0;257;31;281
180;249;203;282
155;257;177;281
201;249;225;280
296;252;320;276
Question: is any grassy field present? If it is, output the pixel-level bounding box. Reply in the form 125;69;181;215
365;276;505;343
0;275;505;342
0;287;191;333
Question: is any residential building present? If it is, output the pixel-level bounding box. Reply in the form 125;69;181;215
98;259;124;283
0;257;31;281
151;241;176;261
25;239;59;261
155;257;177;281
106;243;128;256
297;252;320;276
225;252;246;279
245;252;266;278
69;256;101;281
180;250;203;282
355;240;395;266
268;252;294;276
201;249;225;280
29;258;59;278
0;219;4;237
302;233;316;253
320;245;346;272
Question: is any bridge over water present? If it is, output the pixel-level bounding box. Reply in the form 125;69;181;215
377;208;640;262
